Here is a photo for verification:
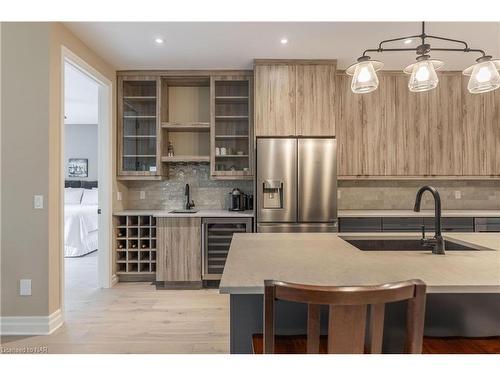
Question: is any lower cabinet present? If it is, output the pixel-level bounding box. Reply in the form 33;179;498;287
338;218;382;232
474;218;500;232
157;217;202;286
339;216;479;233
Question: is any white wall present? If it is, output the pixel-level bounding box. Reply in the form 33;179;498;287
64;123;98;180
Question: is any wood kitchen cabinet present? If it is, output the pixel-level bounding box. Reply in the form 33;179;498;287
254;63;296;136
462;76;500;175
157;217;202;287
254;60;336;137
336;70;500;178
428;73;464;176
117;75;162;180
337;73;398;176
295;64;336;136
336;73;364;175
394;75;429;176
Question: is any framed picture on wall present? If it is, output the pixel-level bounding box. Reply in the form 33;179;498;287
68;158;88;178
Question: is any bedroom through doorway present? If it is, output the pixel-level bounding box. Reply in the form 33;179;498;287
63;61;100;300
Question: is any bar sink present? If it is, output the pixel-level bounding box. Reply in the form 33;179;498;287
169;209;199;214
340;237;492;251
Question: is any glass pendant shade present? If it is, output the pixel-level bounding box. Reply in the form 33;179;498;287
346;59;383;94
463;60;500;94
404;58;443;92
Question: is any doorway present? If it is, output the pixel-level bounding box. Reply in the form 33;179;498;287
61;47;113;314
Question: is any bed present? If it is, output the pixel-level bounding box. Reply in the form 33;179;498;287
64;181;99;257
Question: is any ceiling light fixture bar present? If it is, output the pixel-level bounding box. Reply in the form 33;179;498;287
346;22;499;94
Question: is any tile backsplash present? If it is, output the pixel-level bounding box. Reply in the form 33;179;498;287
124;163;253;210
123;164;500;211
338;180;500;210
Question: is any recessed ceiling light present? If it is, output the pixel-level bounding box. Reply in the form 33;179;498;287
154;37;164;45
280;38;288;45
404;39;413;45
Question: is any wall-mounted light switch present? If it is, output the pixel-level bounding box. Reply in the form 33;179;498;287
139;191;146;200
117;191;122;201
337;190;341;199
454;190;462;199
20;279;32;296
34;195;44;209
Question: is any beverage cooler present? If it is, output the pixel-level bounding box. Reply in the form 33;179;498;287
202;217;253;280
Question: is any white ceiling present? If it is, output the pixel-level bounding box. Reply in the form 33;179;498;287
64;62;99;125
65;22;500;71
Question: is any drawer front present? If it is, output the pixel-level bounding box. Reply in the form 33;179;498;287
339;218;382;232
474;218;500;232
424;217;474;232
382;217;424;232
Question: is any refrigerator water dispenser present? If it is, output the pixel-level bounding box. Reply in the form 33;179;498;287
262;179;283;209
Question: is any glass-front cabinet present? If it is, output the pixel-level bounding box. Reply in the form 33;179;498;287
210;75;253;180
118;76;161;179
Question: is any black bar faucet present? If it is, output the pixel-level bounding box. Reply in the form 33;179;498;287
413;186;445;255
184;184;195;210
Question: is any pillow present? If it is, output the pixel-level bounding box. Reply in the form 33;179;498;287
65;188;84;204
81;188;98;205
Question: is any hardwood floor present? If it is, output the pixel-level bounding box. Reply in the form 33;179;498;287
252;335;500;354
1;282;229;354
423;337;500;354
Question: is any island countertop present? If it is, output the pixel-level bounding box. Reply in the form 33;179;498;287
219;232;500;294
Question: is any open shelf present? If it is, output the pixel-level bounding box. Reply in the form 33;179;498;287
215;115;248;120
123;96;156;100
215;96;249;103
161;155;210;163
162;122;210;131
215;135;248;139
215;154;249;158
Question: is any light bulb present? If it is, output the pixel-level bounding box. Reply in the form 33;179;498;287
415;65;430;82
357;66;372;83
465;60;500;94
475;66;492;83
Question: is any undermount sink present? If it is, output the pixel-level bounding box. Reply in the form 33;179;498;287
340;237;492;252
169;209;199;214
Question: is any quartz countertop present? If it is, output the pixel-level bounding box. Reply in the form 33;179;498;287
337;210;500;218
114;209;254;218
219;232;500;295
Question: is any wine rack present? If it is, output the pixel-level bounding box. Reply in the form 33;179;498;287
115;214;157;281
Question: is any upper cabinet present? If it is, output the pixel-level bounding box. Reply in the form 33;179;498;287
428;73;464;176
462;76;500;176
254;60;337;137
254;63;296;136
394;75;429;176
336;71;500;178
210;75;254;180
117;76;162;180
296;64;336;136
117;71;254;180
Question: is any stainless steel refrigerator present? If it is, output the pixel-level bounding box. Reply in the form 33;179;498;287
256;137;337;233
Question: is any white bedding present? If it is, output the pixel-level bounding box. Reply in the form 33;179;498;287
65;204;98;257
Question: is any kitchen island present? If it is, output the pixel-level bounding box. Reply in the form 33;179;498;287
219;232;500;353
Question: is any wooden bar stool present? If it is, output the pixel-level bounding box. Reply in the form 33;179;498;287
252;279;427;354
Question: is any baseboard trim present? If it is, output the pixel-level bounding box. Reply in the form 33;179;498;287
0;309;63;336
111;273;118;287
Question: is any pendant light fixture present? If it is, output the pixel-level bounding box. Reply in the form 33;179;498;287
463;56;500;94
404;55;443;92
348;22;499;94
346;56;384;93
